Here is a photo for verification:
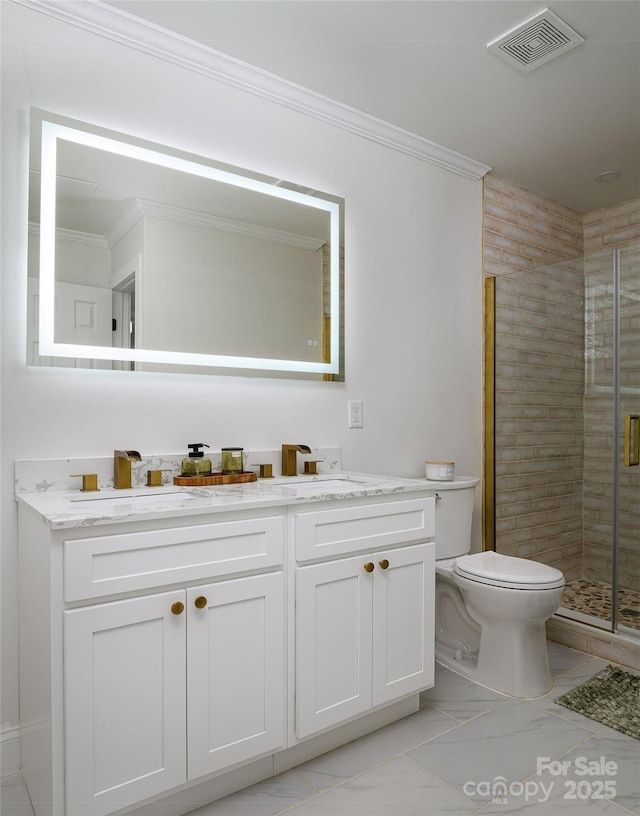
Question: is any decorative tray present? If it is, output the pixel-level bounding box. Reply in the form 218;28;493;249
173;471;258;486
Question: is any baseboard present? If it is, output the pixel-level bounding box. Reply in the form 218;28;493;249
547;616;640;671
0;725;21;778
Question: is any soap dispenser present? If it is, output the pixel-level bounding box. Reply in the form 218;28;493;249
181;443;212;477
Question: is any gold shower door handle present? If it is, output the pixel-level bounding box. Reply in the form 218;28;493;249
624;415;640;467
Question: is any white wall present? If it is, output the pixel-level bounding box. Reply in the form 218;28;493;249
0;1;483;766
142;216;324;360
28;233;112;286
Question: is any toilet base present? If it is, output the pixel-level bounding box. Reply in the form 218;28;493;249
435;572;564;699
435;620;555;699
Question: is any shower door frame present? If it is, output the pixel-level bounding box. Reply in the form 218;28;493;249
484;246;639;639
612;245;640;637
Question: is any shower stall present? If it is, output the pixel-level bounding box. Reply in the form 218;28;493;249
486;243;639;639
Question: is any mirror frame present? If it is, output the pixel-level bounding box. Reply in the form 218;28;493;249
37;118;341;374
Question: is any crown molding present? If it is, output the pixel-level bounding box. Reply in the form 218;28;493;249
105;200;143;249
29;222;110;249
107;198;325;251
13;0;491;182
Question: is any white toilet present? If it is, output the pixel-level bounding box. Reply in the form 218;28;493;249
431;476;565;698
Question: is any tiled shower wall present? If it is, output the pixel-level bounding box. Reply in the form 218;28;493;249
582;201;640;589
484;175;585;580
484;174;640;587
583;245;640;591
617;247;640;590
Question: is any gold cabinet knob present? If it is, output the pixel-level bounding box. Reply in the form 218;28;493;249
194;596;208;609
379;559;390;570
363;562;375;573
171;601;184;615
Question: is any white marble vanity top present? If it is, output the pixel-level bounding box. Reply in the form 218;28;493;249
16;472;433;529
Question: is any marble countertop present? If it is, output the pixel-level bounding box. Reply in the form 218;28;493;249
16;472;434;529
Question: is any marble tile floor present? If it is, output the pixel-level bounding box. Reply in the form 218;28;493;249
2;643;638;816
562;579;640;631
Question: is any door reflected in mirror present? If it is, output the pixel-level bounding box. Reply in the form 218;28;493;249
28;112;344;377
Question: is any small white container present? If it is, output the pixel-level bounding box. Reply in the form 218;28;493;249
425;460;455;481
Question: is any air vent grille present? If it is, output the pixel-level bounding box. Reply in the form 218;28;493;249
488;8;584;73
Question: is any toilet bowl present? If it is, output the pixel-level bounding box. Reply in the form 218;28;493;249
430;477;565;698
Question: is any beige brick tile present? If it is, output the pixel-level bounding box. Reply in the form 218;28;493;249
484;185;503;205
484;214;504;234
485;175;518;196
603;224;640;246
550;225;581;247
504;218;548;245
546;620;590;653
607;197;640;218
485;230;521;253
583;235;604;253
496;516;517;534
514;196;536;217
502;249;533;269
547;481;582;497
515;485;548;501
486;200;519;223
600;212;630;232
483;242;502;263
587;639;640;671
483;258;517;277
518;241;549;264
486;182;639;575
550;199;580;221
583;208;604;226
520;187;553;210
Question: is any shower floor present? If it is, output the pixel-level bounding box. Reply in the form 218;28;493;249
561;578;640;630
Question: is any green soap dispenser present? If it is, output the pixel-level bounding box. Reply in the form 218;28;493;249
181;443;212;477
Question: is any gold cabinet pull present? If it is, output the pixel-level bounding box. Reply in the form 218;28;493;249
194;596;208;609
624;415;640;467
379;559;389;570
171;601;184;616
363;562;374;573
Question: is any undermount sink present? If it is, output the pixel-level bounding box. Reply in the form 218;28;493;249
272;476;373;494
67;488;201;510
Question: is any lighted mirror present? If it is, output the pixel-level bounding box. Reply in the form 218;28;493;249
28;112;343;377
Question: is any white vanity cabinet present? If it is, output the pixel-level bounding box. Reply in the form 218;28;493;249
292;497;435;739
17;477;435;816
18;507;285;816
64;572;284;816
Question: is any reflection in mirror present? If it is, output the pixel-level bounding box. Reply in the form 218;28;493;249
28;112;344;377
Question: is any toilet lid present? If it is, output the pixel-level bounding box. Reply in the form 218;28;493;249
454;552;565;590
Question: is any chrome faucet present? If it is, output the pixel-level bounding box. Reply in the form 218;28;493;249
113;449;141;489
281;444;311;477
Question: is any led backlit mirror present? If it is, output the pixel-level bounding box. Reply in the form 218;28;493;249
28;112;343;376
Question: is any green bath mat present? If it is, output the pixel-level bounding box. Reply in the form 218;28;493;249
555;664;640;739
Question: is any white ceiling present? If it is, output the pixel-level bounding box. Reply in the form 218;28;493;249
102;0;640;213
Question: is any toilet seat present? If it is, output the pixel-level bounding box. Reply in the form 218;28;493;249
454;552;565;590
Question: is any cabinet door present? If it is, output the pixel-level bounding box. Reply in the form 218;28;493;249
372;543;435;705
186;572;285;778
64;592;187;816
296;556;373;738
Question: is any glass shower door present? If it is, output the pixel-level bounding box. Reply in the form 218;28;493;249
615;245;640;636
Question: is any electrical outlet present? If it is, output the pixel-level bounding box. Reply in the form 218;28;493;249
348;399;363;428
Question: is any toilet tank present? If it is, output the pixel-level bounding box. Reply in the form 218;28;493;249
425;476;479;560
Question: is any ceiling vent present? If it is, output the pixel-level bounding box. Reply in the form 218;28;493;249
488;8;584;73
